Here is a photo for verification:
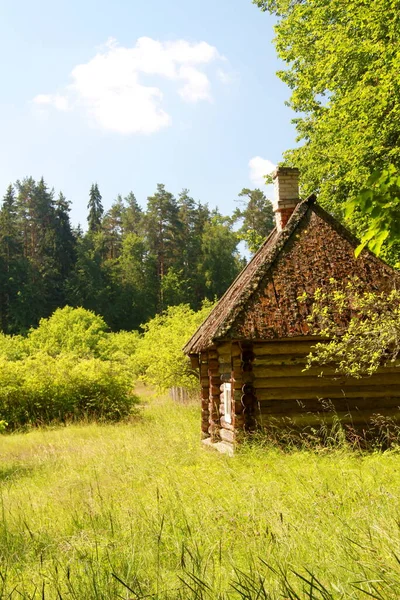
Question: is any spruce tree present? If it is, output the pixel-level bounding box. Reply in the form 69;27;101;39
12;177;58;327
87;183;104;233
176;190;206;307
200;210;243;300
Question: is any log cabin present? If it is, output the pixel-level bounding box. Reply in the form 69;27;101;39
183;167;400;454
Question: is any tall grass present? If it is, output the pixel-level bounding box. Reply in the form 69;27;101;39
1;395;400;598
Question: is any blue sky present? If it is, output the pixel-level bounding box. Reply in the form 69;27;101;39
0;0;297;227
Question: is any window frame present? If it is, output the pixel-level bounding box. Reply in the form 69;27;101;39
222;382;232;424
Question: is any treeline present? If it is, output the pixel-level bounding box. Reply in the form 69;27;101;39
0;178;273;334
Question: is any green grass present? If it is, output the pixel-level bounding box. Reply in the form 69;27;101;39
1;394;400;599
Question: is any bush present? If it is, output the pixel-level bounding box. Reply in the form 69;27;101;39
0;302;214;428
27;306;108;358
0;332;29;360
0;354;139;429
98;330;141;365
133;302;214;392
0;307;140;429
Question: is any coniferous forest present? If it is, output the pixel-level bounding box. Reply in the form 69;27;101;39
0;177;274;334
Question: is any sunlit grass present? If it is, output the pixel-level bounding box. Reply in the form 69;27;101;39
1;393;400;598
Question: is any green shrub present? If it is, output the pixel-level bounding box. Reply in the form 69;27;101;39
0;354;139;429
133;302;214;392
0;302;215;428
98;330;140;364
0;333;29;360
27;306;108;358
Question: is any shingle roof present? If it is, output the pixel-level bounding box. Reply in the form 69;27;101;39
183;195;399;354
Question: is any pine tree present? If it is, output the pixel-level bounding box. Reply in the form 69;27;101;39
87;183;104;233
15;176;36;259
102;195;125;260
34;177;57;260
201;210;243;300
11;177;59;327
0;185;18;264
233;188;274;254
54;192;76;284
122;192;143;235
66;232;110;318
145;184;183;308
176;190;208;307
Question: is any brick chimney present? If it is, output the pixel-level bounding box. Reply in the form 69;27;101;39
272;167;300;232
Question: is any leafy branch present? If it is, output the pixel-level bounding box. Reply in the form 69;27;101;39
346;165;400;260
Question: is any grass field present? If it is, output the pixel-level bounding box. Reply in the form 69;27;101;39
1;392;400;599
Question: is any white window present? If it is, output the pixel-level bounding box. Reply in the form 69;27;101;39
222;382;232;424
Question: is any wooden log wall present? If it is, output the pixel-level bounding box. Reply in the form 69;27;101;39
251;339;400;429
217;341;258;441
208;347;221;442
239;344;257;431
199;352;210;439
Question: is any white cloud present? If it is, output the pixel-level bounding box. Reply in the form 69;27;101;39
249;156;276;187
33;93;69;111
216;68;235;84
33;37;223;135
178;66;211;102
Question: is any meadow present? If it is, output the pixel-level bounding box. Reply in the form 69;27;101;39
1;392;400;599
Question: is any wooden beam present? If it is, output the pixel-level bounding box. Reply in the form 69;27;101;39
216;342;241;357
189;354;200;370
255;385;400;401
253;364;400;377
258;407;400;427
253;341;321;356
258;395;400;415
254;373;400;389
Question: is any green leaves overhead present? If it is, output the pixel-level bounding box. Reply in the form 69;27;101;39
254;0;400;232
345;165;400;259
304;280;400;378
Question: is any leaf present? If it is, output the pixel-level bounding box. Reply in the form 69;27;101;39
369;229;389;256
355;240;369;258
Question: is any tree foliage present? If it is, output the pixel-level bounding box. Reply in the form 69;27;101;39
302;280;400;377
254;0;400;226
233;188;274;253
0;177;248;333
133;302;214;392
27;306;108;358
345;164;400;260
87;183;104;233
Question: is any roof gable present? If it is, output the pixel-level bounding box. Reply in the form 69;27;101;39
184;197;399;354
